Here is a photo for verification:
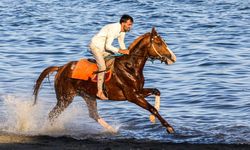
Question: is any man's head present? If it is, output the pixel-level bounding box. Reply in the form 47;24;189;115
120;14;133;32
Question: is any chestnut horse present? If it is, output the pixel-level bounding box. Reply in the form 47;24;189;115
33;27;176;134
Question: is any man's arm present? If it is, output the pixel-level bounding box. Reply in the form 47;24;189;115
105;29;119;53
118;32;126;50
118;32;130;54
105;29;129;54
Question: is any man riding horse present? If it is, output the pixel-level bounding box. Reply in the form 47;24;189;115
89;14;133;100
33;19;176;134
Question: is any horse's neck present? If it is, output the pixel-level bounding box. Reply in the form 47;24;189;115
129;44;148;68
113;34;150;76
115;40;148;74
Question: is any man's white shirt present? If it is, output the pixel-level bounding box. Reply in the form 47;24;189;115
90;22;126;53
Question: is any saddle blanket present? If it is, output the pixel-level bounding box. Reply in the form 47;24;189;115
70;59;112;82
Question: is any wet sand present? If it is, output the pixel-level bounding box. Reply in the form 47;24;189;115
0;135;249;150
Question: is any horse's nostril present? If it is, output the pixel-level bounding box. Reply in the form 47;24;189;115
161;57;165;62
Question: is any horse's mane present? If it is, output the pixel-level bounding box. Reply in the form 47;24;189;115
128;32;150;51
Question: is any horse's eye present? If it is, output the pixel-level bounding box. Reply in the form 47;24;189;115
154;38;162;44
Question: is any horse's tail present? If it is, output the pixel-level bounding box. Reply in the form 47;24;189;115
33;66;59;105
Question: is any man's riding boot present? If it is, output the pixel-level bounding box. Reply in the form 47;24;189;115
97;72;108;100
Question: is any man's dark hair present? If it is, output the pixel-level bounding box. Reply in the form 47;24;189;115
120;14;133;24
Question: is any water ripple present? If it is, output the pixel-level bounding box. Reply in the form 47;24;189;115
0;0;250;144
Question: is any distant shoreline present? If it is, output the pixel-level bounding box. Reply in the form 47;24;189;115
0;135;249;150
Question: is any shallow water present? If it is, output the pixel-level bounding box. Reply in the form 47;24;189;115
0;0;250;144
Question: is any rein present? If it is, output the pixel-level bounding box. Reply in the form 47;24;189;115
102;33;169;65
95;33;169;74
117;34;166;60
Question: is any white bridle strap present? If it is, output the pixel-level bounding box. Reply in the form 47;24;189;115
151;36;163;58
151;41;163;58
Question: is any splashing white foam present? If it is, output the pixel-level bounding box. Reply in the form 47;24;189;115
0;94;111;137
0;94;42;133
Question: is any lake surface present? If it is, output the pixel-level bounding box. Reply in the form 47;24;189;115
0;0;249;144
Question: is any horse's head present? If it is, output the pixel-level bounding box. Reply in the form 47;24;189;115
147;27;176;65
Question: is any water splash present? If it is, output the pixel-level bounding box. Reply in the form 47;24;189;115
0;95;41;133
0;94;111;137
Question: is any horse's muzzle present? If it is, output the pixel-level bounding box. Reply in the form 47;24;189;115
165;47;176;65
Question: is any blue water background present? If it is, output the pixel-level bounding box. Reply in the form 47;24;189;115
0;0;249;144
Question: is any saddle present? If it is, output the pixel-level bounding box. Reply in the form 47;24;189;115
70;58;113;82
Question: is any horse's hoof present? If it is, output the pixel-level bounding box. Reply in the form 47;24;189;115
107;127;118;134
166;126;175;134
149;115;156;124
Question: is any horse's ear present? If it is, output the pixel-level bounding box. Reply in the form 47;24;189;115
151;27;157;38
152;27;157;34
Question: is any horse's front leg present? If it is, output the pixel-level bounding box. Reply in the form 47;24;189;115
127;92;174;134
142;88;161;123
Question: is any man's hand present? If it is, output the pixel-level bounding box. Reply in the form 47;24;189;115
118;49;130;55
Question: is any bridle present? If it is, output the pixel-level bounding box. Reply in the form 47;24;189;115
151;35;164;58
149;35;170;62
123;33;172;62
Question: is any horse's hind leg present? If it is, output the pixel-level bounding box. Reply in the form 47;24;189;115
82;95;116;133
48;95;74;124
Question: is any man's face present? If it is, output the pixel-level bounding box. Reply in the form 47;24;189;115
122;19;133;32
